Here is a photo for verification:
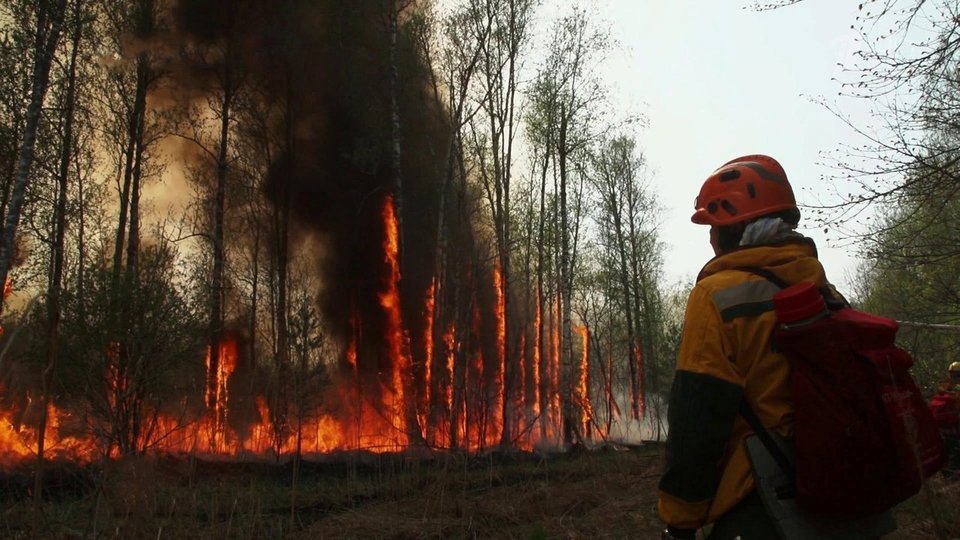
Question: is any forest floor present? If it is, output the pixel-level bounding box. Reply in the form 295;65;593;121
0;443;956;539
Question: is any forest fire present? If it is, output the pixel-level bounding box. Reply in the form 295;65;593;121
376;193;411;448
0;0;662;474
0;187;623;468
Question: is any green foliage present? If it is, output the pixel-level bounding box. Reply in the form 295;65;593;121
56;240;205;454
855;160;960;394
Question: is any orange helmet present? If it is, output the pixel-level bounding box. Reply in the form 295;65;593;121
949;361;960;374
691;154;798;226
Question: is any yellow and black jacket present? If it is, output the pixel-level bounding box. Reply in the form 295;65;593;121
657;238;833;529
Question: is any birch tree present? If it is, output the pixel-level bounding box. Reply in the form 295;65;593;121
33;0;87;505
588;134;665;432
0;0;69;319
467;0;536;447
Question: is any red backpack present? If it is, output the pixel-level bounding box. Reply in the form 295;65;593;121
929;391;960;433
745;269;947;517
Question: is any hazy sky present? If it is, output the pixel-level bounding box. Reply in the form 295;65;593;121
596;0;872;290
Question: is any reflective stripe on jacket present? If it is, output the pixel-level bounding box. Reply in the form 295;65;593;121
657;239;830;529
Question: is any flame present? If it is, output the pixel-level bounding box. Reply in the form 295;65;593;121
0;193;612;464
346;316;358;372
493;264;505;440
378;193;410;445
104;341;124;412
442;322;455;447
636;342;646;419
469;303;484;449
575;325;593;436
420;278;435;440
0;397;98;467
550;293;561;440
205;338;238;452
515;330;532;451
532;295;542;433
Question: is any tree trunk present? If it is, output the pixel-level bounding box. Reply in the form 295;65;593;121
557;107;576;445
625;183;647;419
35;3;80;505
0;0;68;319
612;193;640;420
111;52;147;293
208;58;233;411
536;139;550;443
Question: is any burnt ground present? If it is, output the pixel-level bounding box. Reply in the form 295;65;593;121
0;444;956;539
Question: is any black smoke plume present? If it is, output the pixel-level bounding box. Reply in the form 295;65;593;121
171;0;453;413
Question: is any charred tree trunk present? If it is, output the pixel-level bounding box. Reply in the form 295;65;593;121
557;107;576;445
207;58;233;411
111;52;148;293
270;79;294;459
35;3;80;505
536;138;549;443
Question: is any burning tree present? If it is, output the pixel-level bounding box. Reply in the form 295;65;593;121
0;0;672;478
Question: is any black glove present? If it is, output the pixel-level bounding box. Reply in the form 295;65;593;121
661;525;697;539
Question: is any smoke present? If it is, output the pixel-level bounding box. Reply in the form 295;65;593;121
171;0;450;384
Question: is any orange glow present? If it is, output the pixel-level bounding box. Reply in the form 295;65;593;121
532;295;541;426
378;194;410;445
441;322;455;447
421;278;436;439
0;397;99;467
550;293;561;440
636;342;646;419
493;265;505;439
0;193;605;464
575;325;593;435
0;277;10;338
205;338;238;452
469;303;484;449
346;319;358;372
515;331;533;451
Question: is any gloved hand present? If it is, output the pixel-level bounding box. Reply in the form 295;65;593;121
661;525;697;539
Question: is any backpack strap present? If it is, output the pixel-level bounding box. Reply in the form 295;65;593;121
733;266;798;498
738;266;790;289
737;266;849;310
739;400;797;499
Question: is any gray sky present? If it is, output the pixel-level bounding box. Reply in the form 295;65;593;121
596;0;872;290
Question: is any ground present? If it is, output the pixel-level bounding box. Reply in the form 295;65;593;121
0;444;956;539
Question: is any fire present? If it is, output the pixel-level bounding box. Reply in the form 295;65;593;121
346;316;358;372
516;331;532;451
0;398;98;467
378;193;410;445
205;338;238;452
636;342;646;419
442;322;455;447
574;325;593;436
420;278;436;440
532;294;541;429
550;293;561;440
493;264;505;439
469;303;485;449
0;191;624;467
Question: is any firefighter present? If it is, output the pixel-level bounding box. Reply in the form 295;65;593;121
946;361;960;392
658;155;840;539
930;362;960;471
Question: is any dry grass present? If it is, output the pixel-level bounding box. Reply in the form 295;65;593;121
0;446;662;539
0;446;955;539
889;470;960;540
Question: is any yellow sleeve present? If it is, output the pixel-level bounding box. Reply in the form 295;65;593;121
657;284;745;528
